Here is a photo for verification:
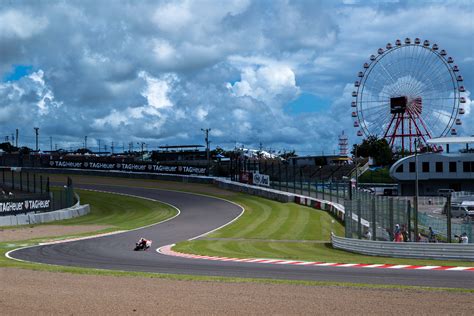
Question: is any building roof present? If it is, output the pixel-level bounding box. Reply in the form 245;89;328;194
427;136;474;145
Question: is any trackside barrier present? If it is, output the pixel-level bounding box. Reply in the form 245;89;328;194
331;233;474;261
0;193;89;227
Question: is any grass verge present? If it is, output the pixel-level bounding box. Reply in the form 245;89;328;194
173;194;474;268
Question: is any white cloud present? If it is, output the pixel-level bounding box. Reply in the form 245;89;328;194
0;9;48;39
152;1;193;32
0;1;472;153
153;39;177;64
138;71;176;110
227;64;299;104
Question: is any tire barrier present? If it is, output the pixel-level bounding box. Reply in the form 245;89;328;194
331;233;474;261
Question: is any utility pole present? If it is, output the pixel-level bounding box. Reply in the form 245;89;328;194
111;142;114;154
50;136;53;152
15;129;19;147
34;127;39;152
201;128;211;175
84;136;88;150
98;139;101;153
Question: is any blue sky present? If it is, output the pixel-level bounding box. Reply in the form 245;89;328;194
0;0;473;155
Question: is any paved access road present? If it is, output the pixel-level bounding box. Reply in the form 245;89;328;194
9;183;474;289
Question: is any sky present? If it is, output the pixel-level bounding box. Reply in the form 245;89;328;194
0;0;473;155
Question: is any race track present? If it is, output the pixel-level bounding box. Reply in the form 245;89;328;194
9;183;474;289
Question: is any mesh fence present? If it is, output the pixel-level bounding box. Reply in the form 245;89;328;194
344;190;473;243
344;191;410;241
0;168;75;212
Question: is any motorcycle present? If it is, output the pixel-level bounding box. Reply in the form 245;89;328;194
134;239;152;251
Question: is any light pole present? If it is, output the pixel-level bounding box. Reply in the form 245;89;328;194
201;128;211;175
414;138;419;241
34;127;39;152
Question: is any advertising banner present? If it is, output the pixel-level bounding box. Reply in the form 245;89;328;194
0;194;51;216
48;160;207;175
252;172;270;187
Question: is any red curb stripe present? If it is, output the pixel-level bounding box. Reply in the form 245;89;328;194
161;247;474;272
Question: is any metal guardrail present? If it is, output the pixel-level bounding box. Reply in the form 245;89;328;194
331;234;474;261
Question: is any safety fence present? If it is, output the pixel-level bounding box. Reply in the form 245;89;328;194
344;190;473;243
0;167;76;214
332;234;474;261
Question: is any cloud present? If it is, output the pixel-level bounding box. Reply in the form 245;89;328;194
0;1;472;154
0;9;48;39
227;63;299;104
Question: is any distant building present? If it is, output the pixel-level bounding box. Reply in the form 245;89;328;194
289;155;351;166
389;137;474;195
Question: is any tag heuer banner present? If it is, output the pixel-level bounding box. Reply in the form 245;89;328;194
48;160;207;175
0;194;51;216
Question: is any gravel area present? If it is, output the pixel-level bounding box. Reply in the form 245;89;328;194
1;268;473;315
0;225;113;242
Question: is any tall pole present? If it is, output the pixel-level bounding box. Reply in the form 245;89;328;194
15;129;19;147
355;145;358;192
111;142;114;154
84;136;88;150
98;139;101;153
201;128;211;176
414;138;419;241
50;136;53;152
34;127;39;152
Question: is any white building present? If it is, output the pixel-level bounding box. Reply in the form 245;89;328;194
389;137;474;195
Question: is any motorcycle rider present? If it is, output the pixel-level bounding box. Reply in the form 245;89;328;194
137;237;152;250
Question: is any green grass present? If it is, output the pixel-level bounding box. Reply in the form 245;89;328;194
46;189;177;230
174;194;474;267
358;167;395;184
209;196;344;240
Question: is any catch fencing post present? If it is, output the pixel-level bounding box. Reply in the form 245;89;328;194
278;163;282;191
446;193;452;243
371;197;377;240
407;200;412;241
300;167;303;195
357;198;362;239
389;198;394;240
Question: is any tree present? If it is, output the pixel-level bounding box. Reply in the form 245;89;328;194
279;150;297;160
352;136;393;166
0;142;18;153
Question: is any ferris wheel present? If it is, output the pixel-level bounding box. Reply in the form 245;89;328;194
351;37;466;153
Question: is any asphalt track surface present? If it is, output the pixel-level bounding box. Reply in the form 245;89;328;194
9;183;474;289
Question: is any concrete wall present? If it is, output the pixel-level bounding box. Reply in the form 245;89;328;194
0;203;90;227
